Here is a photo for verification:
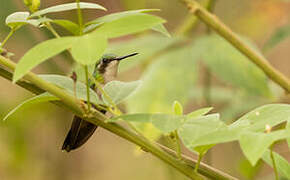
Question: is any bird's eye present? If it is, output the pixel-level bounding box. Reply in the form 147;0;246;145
102;58;109;63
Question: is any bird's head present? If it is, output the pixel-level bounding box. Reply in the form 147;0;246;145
93;52;138;83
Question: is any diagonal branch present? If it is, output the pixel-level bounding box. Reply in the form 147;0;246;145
181;0;290;93
0;55;238;180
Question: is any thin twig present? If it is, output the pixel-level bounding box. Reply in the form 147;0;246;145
270;145;279;180
84;65;91;112
0;29;15;48
174;130;182;159
195;154;204;172
180;0;290;93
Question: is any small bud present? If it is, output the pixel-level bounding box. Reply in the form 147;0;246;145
265;124;271;133
23;0;40;13
173;100;183;115
70;71;77;83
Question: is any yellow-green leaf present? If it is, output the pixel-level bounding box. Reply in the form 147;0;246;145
13;37;76;82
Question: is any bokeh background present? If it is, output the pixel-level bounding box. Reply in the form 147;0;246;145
0;0;290;179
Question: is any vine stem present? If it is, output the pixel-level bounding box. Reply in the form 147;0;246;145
76;0;83;29
195;153;204;172
174;130;182;159
45;22;60;38
84;65;91;111
174;0;216;35
0;29;15;48
270;144;279;180
180;0;290;93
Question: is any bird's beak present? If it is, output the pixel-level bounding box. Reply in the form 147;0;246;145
113;52;138;61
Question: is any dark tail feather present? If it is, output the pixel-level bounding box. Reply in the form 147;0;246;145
62;116;98;152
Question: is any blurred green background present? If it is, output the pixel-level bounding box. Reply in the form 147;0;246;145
0;0;290;179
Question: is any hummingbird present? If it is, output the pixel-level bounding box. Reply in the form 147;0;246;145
62;52;138;152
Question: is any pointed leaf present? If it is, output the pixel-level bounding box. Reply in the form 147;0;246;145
3;93;58;121
84;9;169;37
39;74;101;105
95;13;166;38
5;11;39;29
178;114;225;150
30;2;106;17
102;80;141;105
239;130;290;165
71;33;107;65
13;37;76;82
86;9;160;25
237;104;290;132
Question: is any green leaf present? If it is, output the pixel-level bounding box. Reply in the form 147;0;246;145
3;93;58;121
151;114;186;133
86;9;160;26
194;34;271;97
109;113;185;133
188;104;290;148
262;150;290;179
31;18;80;35
264;25;290;51
178;114;225;151
236;104;290;132
102;80;141;105
187;107;213;119
13;37;76;82
95;13;166;38
239;130;290;165
189;126;244;147
106;35;180;72
5;11;40;29
84;9;169;37
30;2;106;17
39;74;101;105
194;144;215;155
52;19;80;35
71;33;107;65
172;101;183;115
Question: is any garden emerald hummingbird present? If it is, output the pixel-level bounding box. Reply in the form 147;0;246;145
62;52;138;152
